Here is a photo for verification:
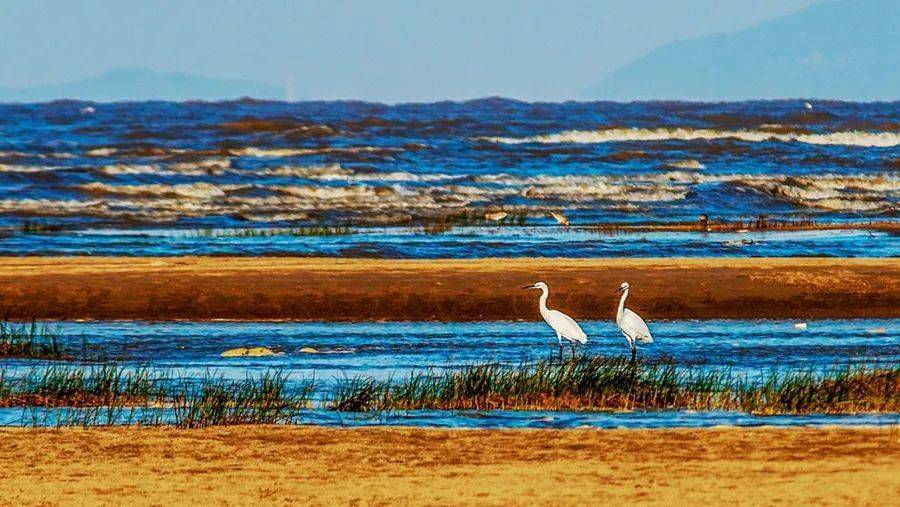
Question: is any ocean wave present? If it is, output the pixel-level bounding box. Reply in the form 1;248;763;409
5;171;892;223
0;198;108;216
480;127;900;148
0;163;68;173
249;164;458;183
476;173;696;203
253;164;353;178
0;151;31;159
666;159;705;170
85;147;118;157
216;119;336;137
228;146;401;158
80;182;249;199
735;174;898;213
98;162;232;177
98;164;162;176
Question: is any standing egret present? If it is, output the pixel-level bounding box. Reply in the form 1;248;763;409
615;282;653;361
523;282;587;360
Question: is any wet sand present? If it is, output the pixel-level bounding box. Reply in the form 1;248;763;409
0;257;897;321
0;426;896;505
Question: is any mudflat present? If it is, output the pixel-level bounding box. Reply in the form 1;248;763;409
0;426;896;505
0;257;897;321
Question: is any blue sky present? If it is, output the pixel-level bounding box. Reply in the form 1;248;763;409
0;0;820;101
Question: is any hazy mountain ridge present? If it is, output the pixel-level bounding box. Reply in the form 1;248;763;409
0;68;281;102
587;0;899;101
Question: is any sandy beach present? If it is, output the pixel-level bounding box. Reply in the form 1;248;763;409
0;426;896;505
0;257;897;321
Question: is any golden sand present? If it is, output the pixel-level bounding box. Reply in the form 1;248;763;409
0;426;896;505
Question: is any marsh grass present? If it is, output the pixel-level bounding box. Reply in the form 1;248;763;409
188;226;353;238
172;371;315;428
0;365;316;427
19;221;64;234
0;319;70;360
327;357;900;414
2;358;896;427
0;364;166;408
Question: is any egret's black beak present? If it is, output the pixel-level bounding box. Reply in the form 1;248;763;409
522;285;534;290
615;286;625;293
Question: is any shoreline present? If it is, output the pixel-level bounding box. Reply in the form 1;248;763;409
0;426;897;505
1;257;897;321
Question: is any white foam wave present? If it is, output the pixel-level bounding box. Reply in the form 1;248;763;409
736;174;898;212
98;164;161;176
80;182;249;199
254;164;351;178
229;146;400;157
667;159;705;170
0;199;108;215
481;127;900;148
85;147;118;157
0;151;77;160
169;158;231;175
9;169;892;222
0;163;67;173
476;173;698;203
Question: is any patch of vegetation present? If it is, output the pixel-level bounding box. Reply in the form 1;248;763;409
0;365;316;428
327;357;900;414
0;364;164;408
0;319;70;360
172;370;315;428
19;221;65;234
188;226;354;238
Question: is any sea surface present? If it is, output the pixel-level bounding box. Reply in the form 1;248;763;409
1;319;897;428
1;99;897;257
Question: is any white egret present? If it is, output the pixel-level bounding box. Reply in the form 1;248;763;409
615;282;653;361
523;281;587;359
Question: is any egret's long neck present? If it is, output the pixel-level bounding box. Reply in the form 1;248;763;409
616;289;629;321
538;287;550;317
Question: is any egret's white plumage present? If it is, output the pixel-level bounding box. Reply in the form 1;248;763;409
615;282;653;359
524;281;587;358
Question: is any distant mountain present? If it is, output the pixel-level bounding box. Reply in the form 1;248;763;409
586;0;900;101
0;68;282;102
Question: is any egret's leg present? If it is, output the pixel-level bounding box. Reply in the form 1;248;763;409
630;343;636;363
556;334;563;362
570;342;576;359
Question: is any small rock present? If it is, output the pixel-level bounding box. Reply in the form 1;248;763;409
220;346;280;357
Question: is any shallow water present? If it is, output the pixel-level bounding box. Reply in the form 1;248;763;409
1;99;897;257
3;407;896;429
1;319;897;428
2;226;897;258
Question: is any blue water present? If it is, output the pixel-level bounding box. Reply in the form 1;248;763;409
1;226;897;258
0;99;897;257
1;319;896;427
